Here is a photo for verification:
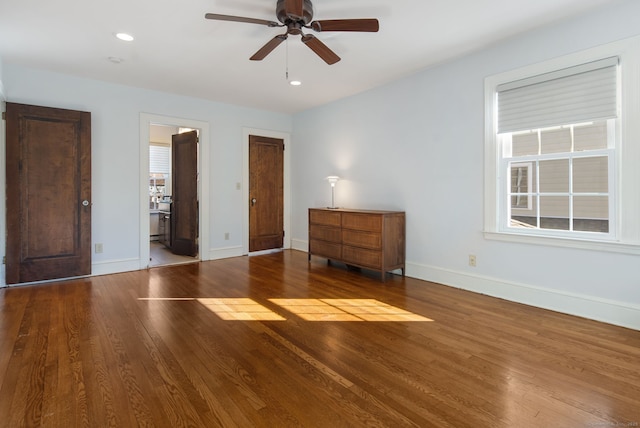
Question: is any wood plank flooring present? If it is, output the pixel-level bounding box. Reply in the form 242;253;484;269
1;250;639;427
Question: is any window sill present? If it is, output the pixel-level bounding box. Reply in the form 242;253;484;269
484;231;640;255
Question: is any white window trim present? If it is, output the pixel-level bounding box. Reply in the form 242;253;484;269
484;36;640;255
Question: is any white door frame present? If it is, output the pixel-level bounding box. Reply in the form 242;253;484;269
139;113;210;268
0;85;6;285
242;128;291;255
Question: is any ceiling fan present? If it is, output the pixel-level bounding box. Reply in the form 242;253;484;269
205;0;379;65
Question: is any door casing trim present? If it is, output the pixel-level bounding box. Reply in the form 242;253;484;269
139;113;210;269
243;128;291;255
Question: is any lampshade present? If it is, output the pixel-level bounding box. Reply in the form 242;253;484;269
325;176;340;209
325;175;340;186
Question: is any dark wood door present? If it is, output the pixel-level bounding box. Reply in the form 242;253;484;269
5;102;91;284
171;131;198;257
249;135;284;252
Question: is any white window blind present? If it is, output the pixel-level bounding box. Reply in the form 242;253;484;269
150;144;170;175
497;57;618;134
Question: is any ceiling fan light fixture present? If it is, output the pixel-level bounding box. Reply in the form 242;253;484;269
115;32;134;42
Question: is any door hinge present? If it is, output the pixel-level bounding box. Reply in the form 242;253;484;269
2;256;5;264
283;230;285;238
2;111;5;121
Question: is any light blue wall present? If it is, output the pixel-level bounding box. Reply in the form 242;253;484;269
0;54;5;101
2;65;292;278
291;0;640;329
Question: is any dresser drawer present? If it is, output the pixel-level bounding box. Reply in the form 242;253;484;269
309;240;342;260
310;225;341;243
342;212;382;232
342;230;381;249
342;245;381;269
310;209;342;227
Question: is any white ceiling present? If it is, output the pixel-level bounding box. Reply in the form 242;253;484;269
0;0;619;114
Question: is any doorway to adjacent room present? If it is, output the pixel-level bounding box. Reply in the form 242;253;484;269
139;114;210;269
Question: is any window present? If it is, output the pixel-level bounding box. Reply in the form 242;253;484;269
484;37;640;253
149;143;170;209
503;121;613;234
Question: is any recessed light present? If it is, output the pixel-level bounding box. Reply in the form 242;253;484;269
289;80;302;86
115;33;134;42
108;56;124;64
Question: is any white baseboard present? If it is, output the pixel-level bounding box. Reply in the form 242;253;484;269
291;239;308;252
406;261;640;331
207;246;244;260
92;258;141;276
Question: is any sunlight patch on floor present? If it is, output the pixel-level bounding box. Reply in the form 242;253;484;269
137;297;432;322
269;298;433;322
197;298;286;321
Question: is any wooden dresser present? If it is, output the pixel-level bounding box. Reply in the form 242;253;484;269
308;208;405;281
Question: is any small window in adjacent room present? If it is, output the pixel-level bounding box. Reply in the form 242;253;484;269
484;38;640;251
149;143;171;210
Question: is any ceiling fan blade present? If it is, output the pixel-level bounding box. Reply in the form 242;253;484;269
285;0;304;20
301;34;340;65
205;13;280;27
250;35;288;61
311;19;379;32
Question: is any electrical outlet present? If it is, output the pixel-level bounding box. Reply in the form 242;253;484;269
469;255;476;267
224;232;230;240
95;243;103;254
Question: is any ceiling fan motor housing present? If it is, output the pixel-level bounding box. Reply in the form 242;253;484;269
276;0;314;25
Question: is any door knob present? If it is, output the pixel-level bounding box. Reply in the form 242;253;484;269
82;200;90;207
251;198;257;206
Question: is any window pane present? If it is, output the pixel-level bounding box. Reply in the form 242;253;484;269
573;156;608;193
574;122;607;151
574;196;609;232
539;159;569;193
510;166;528;193
511;195;528;208
541;127;571;154
150;144;170;174
510;162;532;209
510;215;537;228
512;132;538;156
540;196;570;230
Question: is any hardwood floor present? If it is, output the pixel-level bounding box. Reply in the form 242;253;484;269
1;250;639;427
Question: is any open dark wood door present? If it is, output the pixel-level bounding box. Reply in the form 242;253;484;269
5;102;91;284
249;135;284;252
171;131;198;257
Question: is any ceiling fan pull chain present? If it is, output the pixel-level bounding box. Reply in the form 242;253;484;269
285;38;289;81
